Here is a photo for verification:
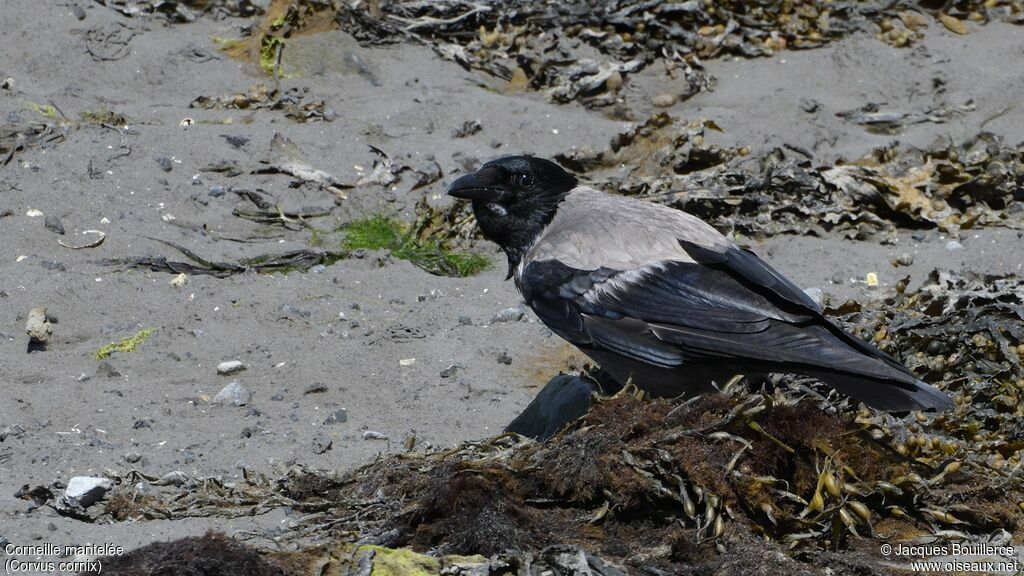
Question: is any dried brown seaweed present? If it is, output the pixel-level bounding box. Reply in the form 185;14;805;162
332;0;1024;104
190;84;336;123
557;115;1024;238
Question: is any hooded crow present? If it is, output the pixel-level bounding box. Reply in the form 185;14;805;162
448;156;954;412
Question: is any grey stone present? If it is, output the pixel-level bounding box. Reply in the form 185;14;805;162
26;307;52;345
911;230;928;241
324;409;348;424
312;434;332;454
96;361;120;378
457;315;473;326
123;452;142;464
803;287;824;308
946;240;963;251
492;307;525;323
652;93;677;108
497;351;512;365
217;360;245;375
156;156;173;172
44;215;65;235
304;383;328;394
362;430;388;441
41;260;65;271
895;253;914;266
213;381;251;406
63;476;113;508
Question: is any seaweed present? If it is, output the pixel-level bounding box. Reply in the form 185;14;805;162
556;115;1024;239
343;215;490;278
95;328;156;360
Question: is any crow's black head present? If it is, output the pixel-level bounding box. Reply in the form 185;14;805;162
447;156;577;275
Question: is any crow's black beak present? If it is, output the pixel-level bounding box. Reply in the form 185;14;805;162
447;172;504;202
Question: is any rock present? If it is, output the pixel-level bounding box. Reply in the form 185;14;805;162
217;360;245;375
44;215;65;235
208;185;226;198
221;134;249;148
278;303;310;319
156;156;173;172
652;93;677;108
497;351;513;365
270;393;284;401
911;230;928;241
62;476;112;508
213;382;251;406
803;287;824;308
304;383;328;395
312;434;332;454
26;307;52;346
946;240;963;251
170;272;188;288
324;409;348;424
123;452;142;464
895;253;914;266
492;306;525;323
41;260;65;271
439;364;460;378
96;361;120;378
457;315;473;326
71;4;86;20
362;430;388;441
799;98;821;113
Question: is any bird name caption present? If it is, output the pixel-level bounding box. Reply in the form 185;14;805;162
879;542;1022;573
4;542;123;574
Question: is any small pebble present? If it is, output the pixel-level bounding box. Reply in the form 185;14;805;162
217;360;245;375
213;381;251;406
324;409;348;424
96;361;120;378
363;430;389;441
156;156;173;172
457;315;473;326
496;351;512;365
123;452;142;464
945;240;963;251
895;253;914;266
491;307;524;323
304;383;328;394
44;215;65;235
439;364;460;378
208;185;226;198
652;93;677;108
911;230;927;241
312;434;332;454
41;260;65;271
803;287;824;308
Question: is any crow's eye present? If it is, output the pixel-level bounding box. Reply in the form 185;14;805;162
517;173;535;188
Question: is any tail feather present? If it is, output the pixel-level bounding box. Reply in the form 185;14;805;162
804;369;954;412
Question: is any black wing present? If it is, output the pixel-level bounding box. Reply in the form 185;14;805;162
519;244;919;386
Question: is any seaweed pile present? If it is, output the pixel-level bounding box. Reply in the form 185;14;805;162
60;269;1021;574
556;114;1024;239
332;0;1024;105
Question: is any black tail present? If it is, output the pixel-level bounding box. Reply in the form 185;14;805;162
802;368;954;412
